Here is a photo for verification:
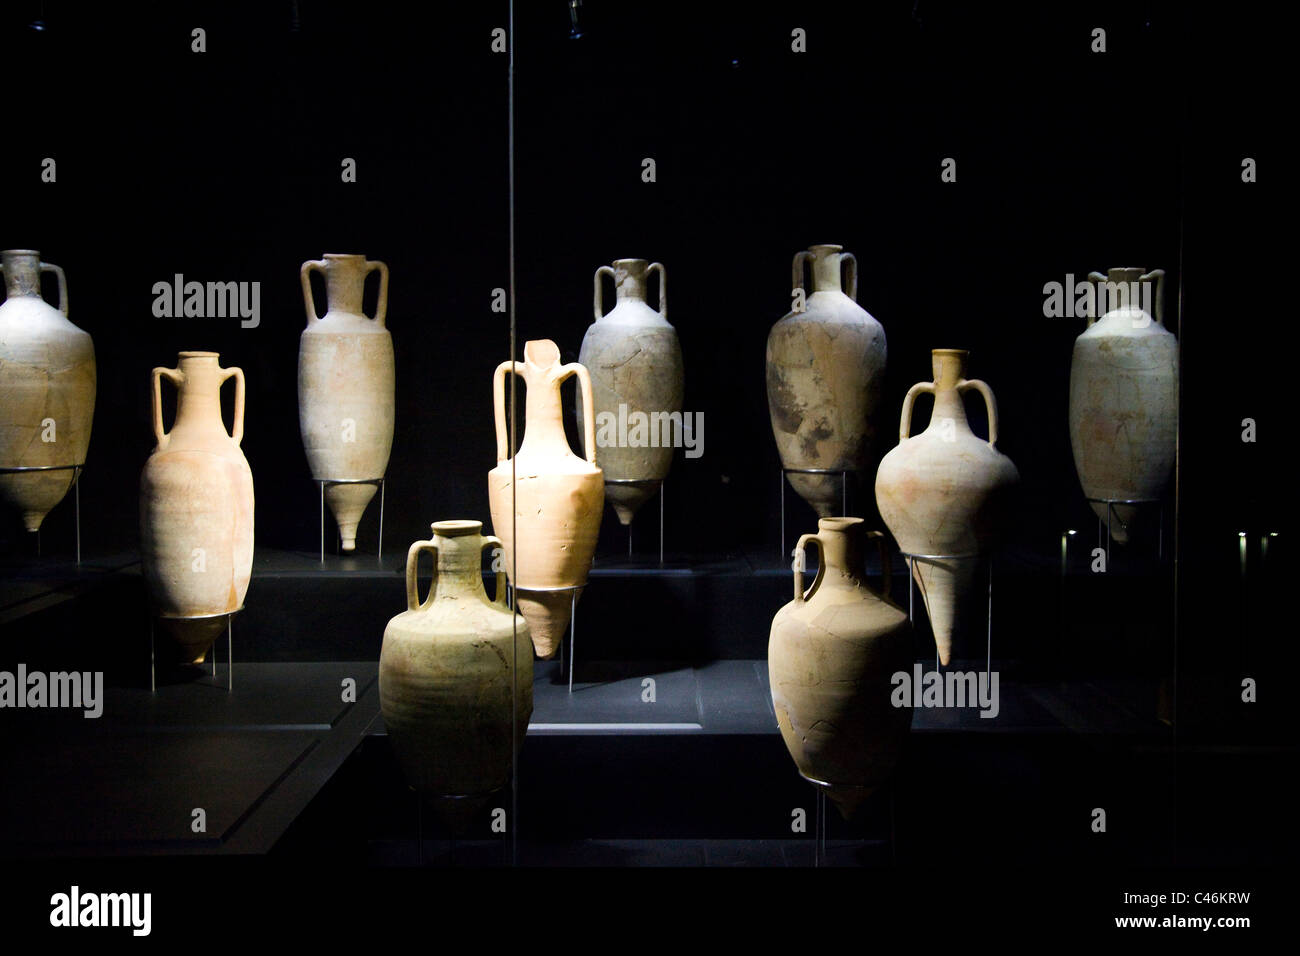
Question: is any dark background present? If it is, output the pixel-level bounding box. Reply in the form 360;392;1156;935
0;0;1289;862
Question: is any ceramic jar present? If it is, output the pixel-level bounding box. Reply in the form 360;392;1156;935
488;340;604;659
875;350;1018;665
769;516;912;819
139;352;254;663
298;254;395;551
576;258;684;525
0;250;95;533
380;520;533;826
1068;268;1176;544
766;244;886;517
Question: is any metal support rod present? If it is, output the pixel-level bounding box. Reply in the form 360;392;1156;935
780;470;785;561
74;464;81;566
986;563;993;680
659;480;665;567
568;589;577;695
815;788;825;868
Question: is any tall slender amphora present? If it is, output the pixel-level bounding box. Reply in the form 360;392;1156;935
767;244;885;517
1069;268;1176;544
0;250;95;532
140;353;254;663
488;340;604;659
875;350;1018;665
577;258;684;525
380;520;533;830
769;517;911;819
298;254;394;551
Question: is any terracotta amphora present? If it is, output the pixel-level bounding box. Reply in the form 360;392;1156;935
875;350;1018;665
380;520;533;830
1068;268;1176;544
769;516;912;819
0;250;95;533
576;258;684;525
140;352;254;663
488;340;604;659
298;254;394;551
766;244;886;516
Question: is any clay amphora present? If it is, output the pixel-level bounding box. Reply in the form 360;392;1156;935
298;254;394;551
0;250;95;532
380;520;533;829
576;258;684;525
488;340;603;659
140;352;254;663
766;244;886;516
875;350;1018;665
1068;268;1176;544
769;516;911;819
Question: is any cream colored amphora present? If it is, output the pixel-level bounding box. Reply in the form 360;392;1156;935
576;258;684;526
766;244;886;517
769;517;912;819
875;350;1018;665
0;250;95;533
139;353;254;663
380;520;533;828
1068;268;1176;544
298;254;394;551
488;340;603;659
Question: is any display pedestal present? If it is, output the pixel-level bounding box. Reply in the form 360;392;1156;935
607;477;666;566
414;785;513;867
779;467;858;559
799;773;896;867
1;462;83;564
151;608;238;692
510;583;580;693
902;550;994;674
317;476;385;562
1087;496;1164;564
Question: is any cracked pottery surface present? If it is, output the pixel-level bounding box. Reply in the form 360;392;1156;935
298;254;395;551
768;517;911;819
875;350;1018;665
577;258;683;525
766;244;885;517
139;352;254;663
1068;268;1176;544
380;520;532;829
0;250;95;532
488;340;604;659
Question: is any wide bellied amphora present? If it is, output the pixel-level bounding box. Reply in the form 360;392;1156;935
380;520;533;830
488;340;604;659
769;517;911;819
0;250;95;533
577;258;684;526
766;244;886;517
875;350;1018;665
298;253;395;551
1068;268;1176;544
139;352;254;663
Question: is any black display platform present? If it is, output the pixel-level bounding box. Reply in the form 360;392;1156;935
1;542;1174;672
0;663;379;858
